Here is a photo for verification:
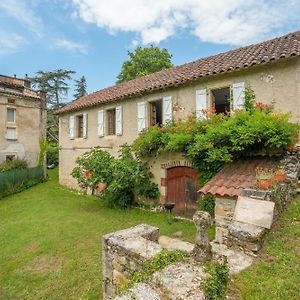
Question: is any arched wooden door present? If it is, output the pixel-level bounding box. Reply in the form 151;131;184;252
166;167;198;213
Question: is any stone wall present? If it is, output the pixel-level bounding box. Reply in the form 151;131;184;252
214;149;300;255
102;224;162;300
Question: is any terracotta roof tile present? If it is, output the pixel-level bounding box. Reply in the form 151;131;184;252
198;158;277;198
56;30;300;115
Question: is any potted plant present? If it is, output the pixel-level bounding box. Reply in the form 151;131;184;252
273;168;287;182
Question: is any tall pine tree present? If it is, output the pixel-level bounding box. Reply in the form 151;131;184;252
73;76;87;99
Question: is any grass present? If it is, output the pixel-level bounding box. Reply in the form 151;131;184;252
228;196;300;300
0;169;197;300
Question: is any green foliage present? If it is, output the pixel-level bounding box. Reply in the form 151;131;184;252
46;142;59;166
201;262;230;300
133;108;299;184
117;45;173;83
244;87;256;112
31;69;75;109
198;195;216;217
38;138;47;166
73;75;87;99
0;159;28;173
0;166;44;198
71;145;159;208
119;249;189;294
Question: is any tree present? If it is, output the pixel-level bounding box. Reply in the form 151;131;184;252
31;69;75;147
31;69;75;109
117;45;173;83
73;76;87;99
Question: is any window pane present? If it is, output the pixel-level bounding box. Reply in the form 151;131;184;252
6;128;16;140
7;108;15;122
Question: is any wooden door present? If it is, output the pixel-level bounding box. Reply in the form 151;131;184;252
166;167;198;213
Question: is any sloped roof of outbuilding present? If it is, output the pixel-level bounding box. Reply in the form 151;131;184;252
56;30;300;115
198;159;277;199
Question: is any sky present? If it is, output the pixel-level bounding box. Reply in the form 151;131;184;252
0;0;300;102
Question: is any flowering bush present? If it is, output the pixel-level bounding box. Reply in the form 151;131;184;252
133;98;299;184
71;145;159;208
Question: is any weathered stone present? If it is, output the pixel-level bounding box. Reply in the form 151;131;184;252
214;227;229;244
158;235;194;253
152;260;207;300
115;283;161;300
228;221;266;242
113;270;128;287
233;197;275;229
193;211;212;263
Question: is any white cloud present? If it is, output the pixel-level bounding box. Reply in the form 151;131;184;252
72;0;300;45
0;0;43;38
0;31;26;54
54;38;88;54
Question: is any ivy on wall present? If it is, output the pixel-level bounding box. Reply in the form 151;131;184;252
133;90;299;184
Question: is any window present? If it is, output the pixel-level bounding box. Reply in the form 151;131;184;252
211;87;231;114
7;108;16;123
106;109;116;135
6;127;17;140
149;99;162;126
6;155;16;162
76;115;84;138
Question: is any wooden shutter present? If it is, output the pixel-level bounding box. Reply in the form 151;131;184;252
163;96;172;124
115;106;122;136
69;115;75;139
196;89;207;120
232;82;245;110
137;101;146;133
98;110;104;137
83;113;88;138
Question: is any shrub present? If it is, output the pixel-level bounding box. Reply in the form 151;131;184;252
201;262;230;300
46;143;59;166
133;104;299;184
198;195;215;217
71;145;159;208
0;159;28;173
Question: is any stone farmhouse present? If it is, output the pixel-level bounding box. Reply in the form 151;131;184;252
57;31;300;211
0;75;46;167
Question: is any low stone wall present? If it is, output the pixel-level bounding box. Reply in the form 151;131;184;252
214;149;300;255
102;224;162;300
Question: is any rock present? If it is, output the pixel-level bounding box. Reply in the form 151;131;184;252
152;260;207;300
115;283;161;300
211;242;254;275
113;270;128;287
228;221;266;242
158;236;194;253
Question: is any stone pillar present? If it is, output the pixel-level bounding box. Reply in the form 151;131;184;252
193;211;212;263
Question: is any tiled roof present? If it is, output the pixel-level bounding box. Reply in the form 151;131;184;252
198;159;277;198
56;30;300;115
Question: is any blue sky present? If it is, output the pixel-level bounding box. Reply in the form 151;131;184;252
1;0;299;102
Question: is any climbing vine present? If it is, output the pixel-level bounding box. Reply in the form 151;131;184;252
133;92;299;184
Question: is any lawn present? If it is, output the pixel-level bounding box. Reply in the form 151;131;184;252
0;169;196;300
229;196;300;300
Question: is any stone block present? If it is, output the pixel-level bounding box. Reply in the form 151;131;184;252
113;270;128;287
215;227;229;244
158;235;194;253
228;221;266;242
234;196;275;229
